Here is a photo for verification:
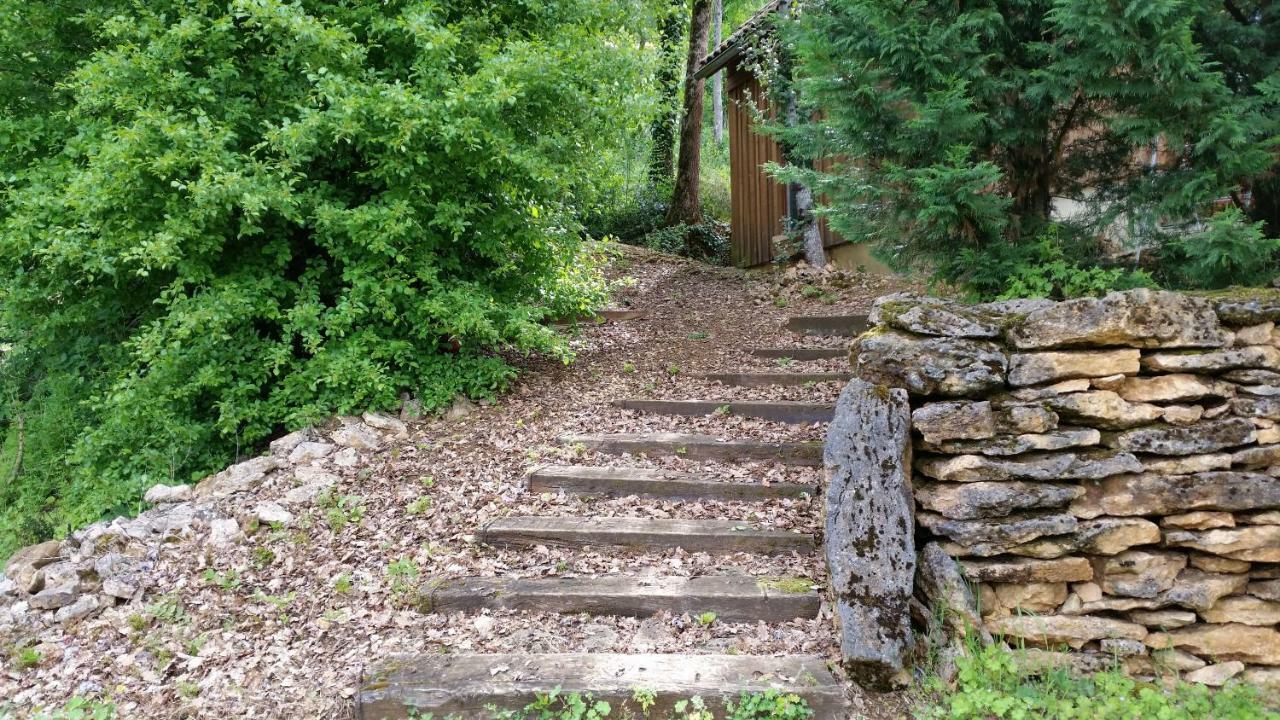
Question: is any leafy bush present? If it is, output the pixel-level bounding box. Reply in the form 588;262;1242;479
0;0;652;557
643;223;732;266
939;225;1155;301
493;689;813;720
1159;208;1280;289
918;642;1278;720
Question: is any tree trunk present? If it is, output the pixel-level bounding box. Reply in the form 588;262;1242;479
665;0;714;227
711;0;724;145
648;0;685;186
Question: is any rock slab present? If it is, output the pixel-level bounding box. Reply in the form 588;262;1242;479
824;379;916;689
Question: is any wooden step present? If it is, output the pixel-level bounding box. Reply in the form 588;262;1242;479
702;372;852;387
478;516;815;554
785;314;869;337
528;465;816;501
357;653;848;719
560;432;822;466
599;308;645;322
422;574;820;622
614;399;834;424
750;347;846;361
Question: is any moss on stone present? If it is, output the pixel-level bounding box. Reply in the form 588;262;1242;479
759;577;814;594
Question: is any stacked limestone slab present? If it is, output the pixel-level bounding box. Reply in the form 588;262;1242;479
852;289;1280;688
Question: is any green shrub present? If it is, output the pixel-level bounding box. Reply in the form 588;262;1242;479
939;225;1155;301
918;642;1278;720
0;0;653;558
774;0;1279;297
643;223;732;266
1160;208;1280;289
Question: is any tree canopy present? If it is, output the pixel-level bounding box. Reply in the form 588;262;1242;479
775;0;1280;298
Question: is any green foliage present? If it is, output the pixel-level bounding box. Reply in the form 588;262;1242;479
918;642;1278;720
941;226;1156;301
12;644;40;671
639;222;732;266
1161;208;1280;289
26;697;116;720
491;690;814;720
775;0;1279;297
498;689;613;720
0;0;654;558
725;691;812;720
319;493;366;532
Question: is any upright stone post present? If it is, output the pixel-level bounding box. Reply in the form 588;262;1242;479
824;378;916;689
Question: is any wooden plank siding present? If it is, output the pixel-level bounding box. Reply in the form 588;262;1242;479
725;61;843;267
726;63;787;266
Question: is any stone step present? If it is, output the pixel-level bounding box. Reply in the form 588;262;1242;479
702;372;852;387
528;465;816;501
560;432;822;466
750;347;847;361
785;314;869;337
357;653;848;719
614;399;834;424
422;574;820;622
478;516;815;554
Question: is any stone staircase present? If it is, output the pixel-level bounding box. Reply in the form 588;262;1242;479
355;313;868;719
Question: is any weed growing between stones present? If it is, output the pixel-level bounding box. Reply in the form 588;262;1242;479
484;689;814;720
916;640;1279;719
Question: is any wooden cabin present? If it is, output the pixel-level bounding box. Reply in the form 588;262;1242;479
695;1;846;267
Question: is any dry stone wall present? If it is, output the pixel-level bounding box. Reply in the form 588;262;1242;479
0;413;410;635
851;288;1280;689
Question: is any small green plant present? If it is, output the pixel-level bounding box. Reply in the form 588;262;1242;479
631;687;657;717
320;493;367;532
405;496;432;515
30;697;116;720
14;644;40;670
773;296;788;308
146;595;188;625
686;331;709;340
251;547;276;570
420;476;436;488
387;557;421;595
671;696;713;720
127;613;148;632
333;573;353;594
203;569;241;590
666;363;681;376
622;361;637;374
184;633;208;657
178;681;201;698
799;285;823;299
725;690;813;720
497;689;612;720
252;590;297;623
696;612;717;627
774;357;794;368
713;405;732;416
